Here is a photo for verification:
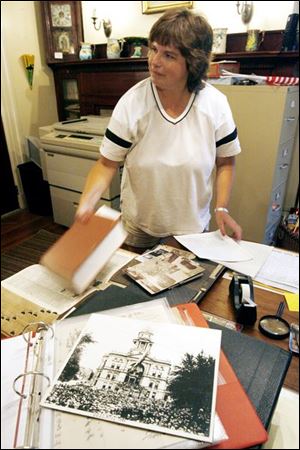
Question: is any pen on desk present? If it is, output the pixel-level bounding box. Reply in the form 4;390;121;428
276;301;285;317
61;118;88;125
189;289;206;303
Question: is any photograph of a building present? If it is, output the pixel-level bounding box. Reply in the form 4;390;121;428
92;330;172;401
42;314;221;442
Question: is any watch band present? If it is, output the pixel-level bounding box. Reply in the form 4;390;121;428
214;207;229;214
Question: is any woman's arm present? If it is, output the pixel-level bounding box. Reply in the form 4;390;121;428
76;156;119;223
215;156;242;240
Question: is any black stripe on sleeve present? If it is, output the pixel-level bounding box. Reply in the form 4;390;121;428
216;128;238;148
105;128;132;148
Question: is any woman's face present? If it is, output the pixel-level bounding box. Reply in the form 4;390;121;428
148;41;188;91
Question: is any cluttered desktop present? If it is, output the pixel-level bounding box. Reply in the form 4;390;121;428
1;216;299;449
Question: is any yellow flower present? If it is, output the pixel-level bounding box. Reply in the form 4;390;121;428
21;54;35;89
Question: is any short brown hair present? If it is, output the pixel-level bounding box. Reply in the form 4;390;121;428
149;8;213;92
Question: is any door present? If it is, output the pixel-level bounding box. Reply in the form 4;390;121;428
1;117;19;215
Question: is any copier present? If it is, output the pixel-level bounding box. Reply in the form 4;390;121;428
39;115;121;227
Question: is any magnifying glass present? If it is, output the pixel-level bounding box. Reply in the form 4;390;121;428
259;301;290;340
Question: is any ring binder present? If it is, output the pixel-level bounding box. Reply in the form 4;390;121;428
11;322;54;449
13;371;51;398
22;321;54;343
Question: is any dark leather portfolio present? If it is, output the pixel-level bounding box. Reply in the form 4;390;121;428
209;322;292;430
71;282;197;317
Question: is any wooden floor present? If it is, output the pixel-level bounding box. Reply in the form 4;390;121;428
1;209;66;252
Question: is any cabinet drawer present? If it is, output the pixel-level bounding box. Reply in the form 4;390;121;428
270;182;286;212
50;186;120;227
264;209;282;245
263;220;280;245
272;139;294;188
45;151;120;199
50;186;80;227
280;92;299;143
46;152;95;191
284;90;299;118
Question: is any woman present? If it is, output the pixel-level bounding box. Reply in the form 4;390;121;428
76;8;242;247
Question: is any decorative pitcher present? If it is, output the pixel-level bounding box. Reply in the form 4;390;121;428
212;28;228;54
245;30;265;52
106;38;124;59
79;43;93;60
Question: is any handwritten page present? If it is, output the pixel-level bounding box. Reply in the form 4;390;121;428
1;264;89;312
175;231;253;262
255;248;299;293
1;265;93;337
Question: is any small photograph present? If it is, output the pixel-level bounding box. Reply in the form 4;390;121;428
125;245;205;294
53;30;75;54
139;244;198;261
41;314;221;443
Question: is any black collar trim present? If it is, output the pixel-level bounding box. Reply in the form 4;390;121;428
150;82;196;125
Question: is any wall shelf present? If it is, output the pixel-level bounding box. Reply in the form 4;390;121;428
48;29;298;120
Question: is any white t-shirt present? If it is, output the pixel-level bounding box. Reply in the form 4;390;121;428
101;78;241;237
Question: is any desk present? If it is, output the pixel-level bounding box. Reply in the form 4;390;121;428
201;276;299;392
124;241;299;393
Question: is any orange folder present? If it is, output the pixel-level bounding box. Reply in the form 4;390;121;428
175;303;268;449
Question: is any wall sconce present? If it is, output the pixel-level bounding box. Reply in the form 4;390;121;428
91;14;102;31
91;12;112;38
236;1;253;24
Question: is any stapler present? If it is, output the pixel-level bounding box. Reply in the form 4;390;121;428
229;274;257;326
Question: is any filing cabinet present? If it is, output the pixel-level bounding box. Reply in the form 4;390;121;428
45;151;121;227
214;85;299;244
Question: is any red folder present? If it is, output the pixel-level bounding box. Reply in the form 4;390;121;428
175;304;268;449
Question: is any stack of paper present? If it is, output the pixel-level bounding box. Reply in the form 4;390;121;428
255;248;299;293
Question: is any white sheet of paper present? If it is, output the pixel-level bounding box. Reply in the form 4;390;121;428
215;240;274;278
174;231;253;262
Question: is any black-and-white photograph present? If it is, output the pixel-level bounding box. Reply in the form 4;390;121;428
41;314;221;442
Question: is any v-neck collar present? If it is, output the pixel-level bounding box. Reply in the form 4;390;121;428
151;82;196;125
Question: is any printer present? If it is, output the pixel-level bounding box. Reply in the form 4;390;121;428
39;116;121;227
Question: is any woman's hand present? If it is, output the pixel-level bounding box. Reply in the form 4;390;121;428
215;210;242;241
75;156;119;224
75;196;97;224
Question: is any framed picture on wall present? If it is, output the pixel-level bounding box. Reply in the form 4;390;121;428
142;1;193;14
40;1;83;63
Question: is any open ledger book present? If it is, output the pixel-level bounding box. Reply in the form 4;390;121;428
1;248;136;338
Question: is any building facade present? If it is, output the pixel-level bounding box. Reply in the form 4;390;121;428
91;330;176;400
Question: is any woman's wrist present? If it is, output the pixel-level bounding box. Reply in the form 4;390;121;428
214;207;229;214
